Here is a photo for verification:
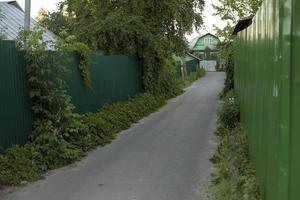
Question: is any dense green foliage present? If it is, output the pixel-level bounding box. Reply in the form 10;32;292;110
213;0;262;24
222;49;235;96
212;0;262;41
58;33;91;87
218;91;240;129
212;91;260;200
181;68;206;87
36;8;71;36
211;126;260;200
16;29;85;171
38;0;205;97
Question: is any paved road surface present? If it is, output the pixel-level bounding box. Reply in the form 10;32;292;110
2;72;225;200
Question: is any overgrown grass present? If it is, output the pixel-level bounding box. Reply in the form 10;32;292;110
181;68;206;87
211;91;260;200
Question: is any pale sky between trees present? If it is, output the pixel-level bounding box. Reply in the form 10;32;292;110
0;0;226;41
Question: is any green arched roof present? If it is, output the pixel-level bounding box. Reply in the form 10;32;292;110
188;33;221;51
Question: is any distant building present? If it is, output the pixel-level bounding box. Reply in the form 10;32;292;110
189;33;221;71
0;1;55;42
173;53;201;78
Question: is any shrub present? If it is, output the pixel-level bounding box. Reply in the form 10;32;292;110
212;89;259;200
180;68;206;88
196;68;206;78
218;91;240;130
0;145;41;186
212;125;260;200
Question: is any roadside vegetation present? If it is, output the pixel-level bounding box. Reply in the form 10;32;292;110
181;68;206;88
210;0;263;196
0;92;168;186
211;91;260;200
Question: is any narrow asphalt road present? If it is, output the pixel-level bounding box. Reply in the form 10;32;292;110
2;72;225;200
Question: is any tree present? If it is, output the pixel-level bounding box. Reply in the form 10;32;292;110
36;8;73;36
40;0;206;96
212;0;262;41
213;0;262;96
57;0;205;53
213;0;262;24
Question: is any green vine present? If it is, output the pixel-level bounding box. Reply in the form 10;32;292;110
75;43;91;87
59;32;91;87
16;29;83;169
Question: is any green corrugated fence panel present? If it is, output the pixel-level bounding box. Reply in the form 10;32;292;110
290;0;300;199
0;41;143;149
234;0;299;199
65;52;142;113
186;59;197;75
0;41;33;150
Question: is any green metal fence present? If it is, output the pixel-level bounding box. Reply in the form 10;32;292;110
234;0;299;199
0;40;143;149
186;59;198;75
175;61;182;78
65;52;142;113
0;41;33;150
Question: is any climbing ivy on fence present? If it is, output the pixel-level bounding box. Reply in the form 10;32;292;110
16;29;84;169
58;32;91;87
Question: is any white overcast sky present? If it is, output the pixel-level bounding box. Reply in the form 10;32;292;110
1;0;226;41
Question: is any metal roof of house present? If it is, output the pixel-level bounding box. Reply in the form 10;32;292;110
232;16;253;35
0;1;56;42
187;52;202;61
188;33;220;50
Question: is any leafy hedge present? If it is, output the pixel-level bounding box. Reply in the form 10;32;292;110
0;93;166;186
219;43;234;98
180;68;206;87
211;91;260;200
217;91;240;130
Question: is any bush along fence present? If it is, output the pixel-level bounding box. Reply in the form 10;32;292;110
0;29;201;186
211;91;260;200
233;0;300;199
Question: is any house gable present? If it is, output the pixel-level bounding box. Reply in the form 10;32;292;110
0;1;56;42
191;33;220;52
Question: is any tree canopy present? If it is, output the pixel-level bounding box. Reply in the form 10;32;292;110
39;0;204;53
212;0;262;41
212;0;262;97
38;0;205;96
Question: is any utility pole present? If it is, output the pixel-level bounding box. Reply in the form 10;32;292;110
24;0;31;30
